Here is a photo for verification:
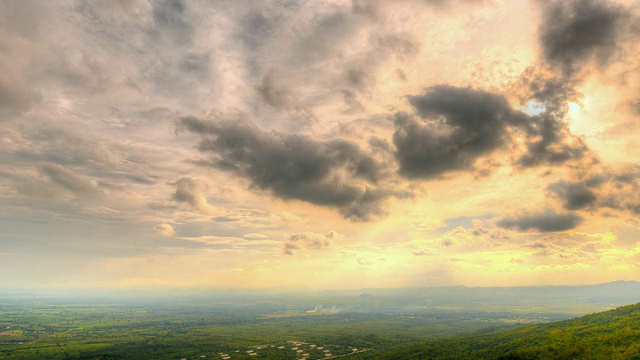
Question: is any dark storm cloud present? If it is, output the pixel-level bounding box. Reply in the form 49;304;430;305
547;181;597;210
539;0;626;76
178;116;394;221
498;210;584;232
393;85;526;179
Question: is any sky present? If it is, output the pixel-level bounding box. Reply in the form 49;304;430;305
0;0;639;291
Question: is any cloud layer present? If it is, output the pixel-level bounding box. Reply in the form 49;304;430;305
179;116;394;221
539;0;628;76
0;0;639;289
498;210;584;232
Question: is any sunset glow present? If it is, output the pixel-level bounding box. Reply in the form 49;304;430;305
0;0;639;291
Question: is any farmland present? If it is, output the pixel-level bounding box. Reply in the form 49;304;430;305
0;294;547;359
2;282;638;359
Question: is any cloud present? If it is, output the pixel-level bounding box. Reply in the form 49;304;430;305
235;1;423;115
539;0;627;77
243;233;268;240
498;210;584;232
402;85;580;176
613;219;640;248
392;84;591;179
412;249;436;256
173;177;216;214
40;164;102;198
412;78;599;177
179;235;276;250
153;223;175;237
352;0;381;18
336;31;420;111
393;85;525;179
0;1;49;117
283;231;337;255
522;71;580;110
178;116;396;221
292;10;367;65
352;0;485;17
283;242;300;255
515;122;588;168
546;167;640;214
0;70;38;117
547;181;597;210
432;225;508;253
151;0;194;44
256;73;294;109
511;69;590;168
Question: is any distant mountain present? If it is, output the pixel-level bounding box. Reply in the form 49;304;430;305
592;280;640;291
324;281;640;312
352;302;640;359
358;293;375;299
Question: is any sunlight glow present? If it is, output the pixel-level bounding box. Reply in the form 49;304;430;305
523;100;546;116
567;102;580;115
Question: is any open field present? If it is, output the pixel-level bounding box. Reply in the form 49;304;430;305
0;296;557;359
2;282;638;359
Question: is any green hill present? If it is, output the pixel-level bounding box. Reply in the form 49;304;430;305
353;303;640;359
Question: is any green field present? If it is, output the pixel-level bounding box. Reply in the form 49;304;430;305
1;284;637;360
0;296;550;360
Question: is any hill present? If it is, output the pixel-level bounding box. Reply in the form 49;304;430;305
352;302;640;359
319;280;640;314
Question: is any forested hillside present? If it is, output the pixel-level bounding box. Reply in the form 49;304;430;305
354;303;640;359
